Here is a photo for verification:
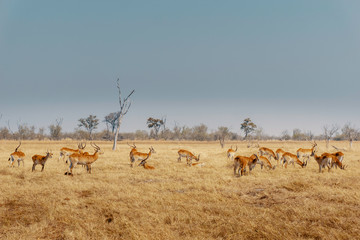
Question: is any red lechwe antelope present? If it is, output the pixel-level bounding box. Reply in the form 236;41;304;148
321;153;346;171
332;152;344;168
275;148;286;165
312;153;332;173
281;152;307;168
130;146;156;168
32;151;53;172
258;156;276;170
297;141;317;165
65;143;103;176
177;149;200;166
138;153;155;170
227;145;238;160
59;142;86;163
258;147;276;160
8;142;25;167
233;154;259;177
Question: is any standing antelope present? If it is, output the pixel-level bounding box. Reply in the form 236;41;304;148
8;142;25;167
32;151;53;172
275;148;286;165
59;142;86;163
281;152;306;168
313;153;332;173
233;154;259;177
177;149;200;166
258;156;276;170
65;143;103;176
297;141;317;165
227;145;238;160
258;147;276;160
130;146;156;168
321;153;346;171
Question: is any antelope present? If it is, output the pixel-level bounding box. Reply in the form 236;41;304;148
332;152;344;168
258;156;276;170
297;141;317;165
59;142;86;163
227;145;238;160
313;153;332;173
281;152;306;168
258;147;276;160
177;149;200;166
8;142;25;167
321;153;346;171
64;143;103;176
138;154;155;170
233;154;259;177
191;162;206;167
130;146;156;168
275;148;286;165
32;151;53;172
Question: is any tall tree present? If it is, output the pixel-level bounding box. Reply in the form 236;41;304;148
78;115;99;140
323;124;339;149
112;79;135;150
240;118;257;139
147;117;165;139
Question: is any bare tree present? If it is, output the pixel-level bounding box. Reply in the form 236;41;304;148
342;123;358;150
215;126;230;148
112;79;135;150
49;118;63;140
323;124;339;149
78;115;99;140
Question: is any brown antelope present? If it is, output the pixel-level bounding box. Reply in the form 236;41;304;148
313;153;332;173
258;147;276;160
275;148;286;165
59;142;86;163
177;149;200;166
281;152;306;168
138;154;155;170
233;154;259;176
297;141;317;164
32;151;53;172
321;153;346;171
130;146;156;168
227;145;238;160
65;143;103;176
8;142;25;167
258;156;276;170
332;152;344;168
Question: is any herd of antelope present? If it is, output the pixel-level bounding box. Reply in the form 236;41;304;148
6;141;346;176
228;142;346;177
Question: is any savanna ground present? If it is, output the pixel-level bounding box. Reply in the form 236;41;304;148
0;140;359;240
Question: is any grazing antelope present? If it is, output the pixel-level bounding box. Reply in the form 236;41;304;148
281;152;306;168
130;146;156;168
59;142;86;163
64;143;103;176
297;141;317;164
8;142;25;167
313;153;332;173
32;151;53;172
258;156;276;170
275;148;286;165
233;154;259;177
321;153;346;171
227;145;238;160
332;152;344;168
258;147;276;160
177;149;200;166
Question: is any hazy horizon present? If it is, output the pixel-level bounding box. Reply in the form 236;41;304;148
1;1;360;136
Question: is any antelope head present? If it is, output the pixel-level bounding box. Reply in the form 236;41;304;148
127;142;137;149
91;142;104;155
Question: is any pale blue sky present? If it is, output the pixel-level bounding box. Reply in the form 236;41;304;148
1;1;360;136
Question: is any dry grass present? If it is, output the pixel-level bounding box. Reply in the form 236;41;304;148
1;140;359;239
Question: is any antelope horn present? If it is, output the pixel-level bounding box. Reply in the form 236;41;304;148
15;142;21;152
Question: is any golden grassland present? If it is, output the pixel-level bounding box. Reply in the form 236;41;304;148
1;140;360;240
